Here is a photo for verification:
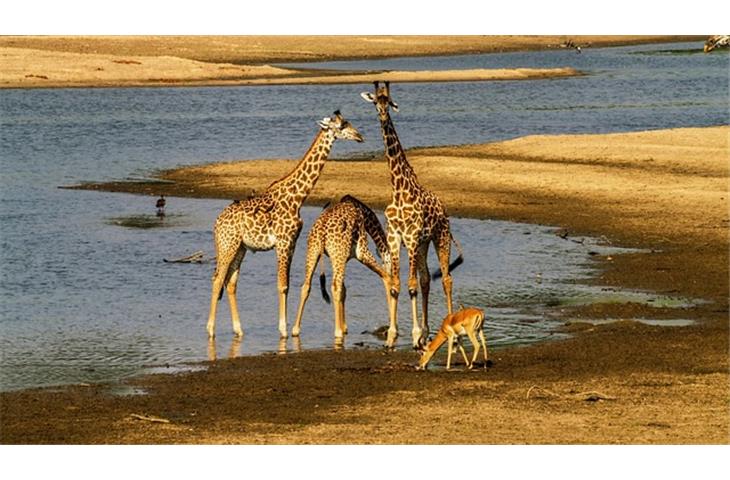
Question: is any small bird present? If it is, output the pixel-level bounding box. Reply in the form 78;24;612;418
156;195;166;217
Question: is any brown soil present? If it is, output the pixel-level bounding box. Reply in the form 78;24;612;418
0;35;700;89
2;126;728;444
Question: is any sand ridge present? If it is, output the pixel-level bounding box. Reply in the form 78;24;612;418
0;35;701;89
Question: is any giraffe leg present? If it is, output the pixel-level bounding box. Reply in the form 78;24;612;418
434;227;455;315
275;241;296;339
207;266;227;338
293;240;323;337
207;239;241;338
225;247;246;337
405;243;422;348
416;242;431;343
354;226;392;325
385;229;401;348
341;283;348;335
330;254;347;340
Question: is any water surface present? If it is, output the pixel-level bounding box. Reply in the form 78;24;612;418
1;41;726;391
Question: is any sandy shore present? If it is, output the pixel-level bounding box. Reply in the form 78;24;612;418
0;47;580;88
3;126;727;444
0;35;700;88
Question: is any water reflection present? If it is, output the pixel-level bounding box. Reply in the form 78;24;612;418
207;336;243;361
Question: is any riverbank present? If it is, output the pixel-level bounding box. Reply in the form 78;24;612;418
0;47;581;88
0;35;700;88
2;126;728;444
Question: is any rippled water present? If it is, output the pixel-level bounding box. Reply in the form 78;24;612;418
1;41;727;391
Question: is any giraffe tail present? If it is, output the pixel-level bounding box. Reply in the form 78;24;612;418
432;233;464;280
318;255;331;304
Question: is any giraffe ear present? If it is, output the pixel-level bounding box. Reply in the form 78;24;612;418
360;92;375;103
318;117;331;129
389;101;399;112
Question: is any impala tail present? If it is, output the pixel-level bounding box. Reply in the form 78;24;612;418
432;233;464;279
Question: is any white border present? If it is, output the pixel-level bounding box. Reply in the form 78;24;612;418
1;1;728;34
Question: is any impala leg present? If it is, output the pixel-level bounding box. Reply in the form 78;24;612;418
479;329;489;367
457;337;471;369
466;329;480;370
446;332;455;370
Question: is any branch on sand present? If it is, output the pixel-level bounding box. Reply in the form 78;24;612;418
526;385;617;402
129;413;171;424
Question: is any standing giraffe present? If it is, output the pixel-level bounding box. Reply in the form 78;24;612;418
361;81;463;348
206;111;364;339
292;195;392;341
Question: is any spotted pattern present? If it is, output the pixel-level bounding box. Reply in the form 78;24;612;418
292;195;391;339
363;81;460;348
206;112;364;339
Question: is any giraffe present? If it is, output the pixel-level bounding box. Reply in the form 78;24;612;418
206;111;364;339
361;81;463;349
292;195;392;341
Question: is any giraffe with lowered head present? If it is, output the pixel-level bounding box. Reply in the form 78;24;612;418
292;194;392;342
361;81;463;348
206;111;364;339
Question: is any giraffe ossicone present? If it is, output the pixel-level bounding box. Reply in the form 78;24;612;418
361;80;464;349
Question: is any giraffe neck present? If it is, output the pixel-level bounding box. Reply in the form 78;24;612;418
270;129;336;209
342;195;389;258
379;113;419;194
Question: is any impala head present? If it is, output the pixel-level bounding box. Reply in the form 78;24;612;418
360;81;399;120
415;341;433;370
318;110;364;142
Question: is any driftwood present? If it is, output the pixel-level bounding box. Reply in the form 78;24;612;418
129;413;171;424
163;250;205;263
526;385;616;402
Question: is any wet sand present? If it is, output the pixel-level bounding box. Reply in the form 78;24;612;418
3;126;727;444
0;35;699;88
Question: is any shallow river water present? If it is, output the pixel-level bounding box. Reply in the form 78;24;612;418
0;41;726;391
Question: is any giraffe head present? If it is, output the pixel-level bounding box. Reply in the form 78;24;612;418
360;81;399;120
317;110;364;143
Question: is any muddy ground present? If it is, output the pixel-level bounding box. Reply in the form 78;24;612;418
2;126;727;444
